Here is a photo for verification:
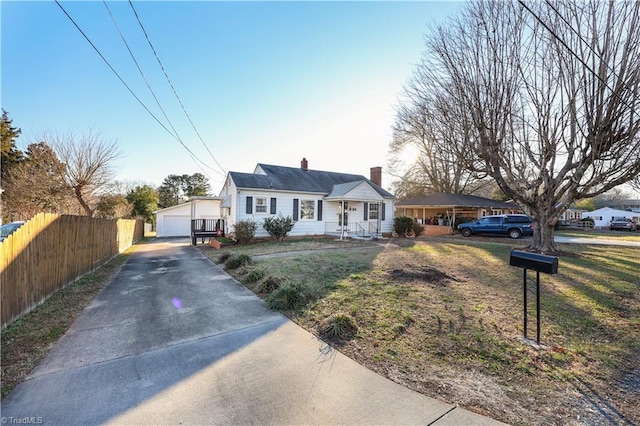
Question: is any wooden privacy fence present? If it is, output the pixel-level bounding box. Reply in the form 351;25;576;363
1;213;144;328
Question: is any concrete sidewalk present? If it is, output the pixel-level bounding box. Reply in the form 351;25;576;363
1;238;505;425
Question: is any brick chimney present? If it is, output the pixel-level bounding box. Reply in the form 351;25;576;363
301;158;308;171
370;166;382;186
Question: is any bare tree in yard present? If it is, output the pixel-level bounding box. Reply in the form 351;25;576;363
389;72;491;197
48;131;120;216
410;0;640;252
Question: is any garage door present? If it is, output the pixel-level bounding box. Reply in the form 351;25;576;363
161;215;190;237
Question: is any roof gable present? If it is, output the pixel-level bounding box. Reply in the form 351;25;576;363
325;181;384;201
229;163;394;198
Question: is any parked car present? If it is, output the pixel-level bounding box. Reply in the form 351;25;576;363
609;218;638;231
0;221;25;242
457;214;533;239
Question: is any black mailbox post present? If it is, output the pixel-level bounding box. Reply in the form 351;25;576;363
510;250;559;345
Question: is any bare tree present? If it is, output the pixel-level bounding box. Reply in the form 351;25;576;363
389;71;491;198
47;131;120;216
411;0;640;252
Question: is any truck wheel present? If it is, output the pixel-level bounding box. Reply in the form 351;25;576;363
461;228;472;237
508;229;522;239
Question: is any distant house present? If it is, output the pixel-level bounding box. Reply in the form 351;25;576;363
396;193;522;224
218;159;395;239
154;196;223;237
582;207;640;229
559;206;586;222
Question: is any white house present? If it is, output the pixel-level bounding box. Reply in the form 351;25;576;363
582;207;640;229
560;207;586;222
154;196;223;237
218;159;395;239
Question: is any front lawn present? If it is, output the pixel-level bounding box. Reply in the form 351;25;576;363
203;238;640;425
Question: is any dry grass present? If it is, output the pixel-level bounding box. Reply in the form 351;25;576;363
209;237;640;426
1;244;139;399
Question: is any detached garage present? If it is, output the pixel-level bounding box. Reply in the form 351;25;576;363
154;197;223;237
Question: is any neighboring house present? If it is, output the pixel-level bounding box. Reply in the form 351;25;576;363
559;206;586;222
154;196;223;237
396;193;522;226
582;207;640;229
218;159;395;239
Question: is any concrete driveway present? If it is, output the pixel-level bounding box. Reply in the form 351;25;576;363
1;238;503;425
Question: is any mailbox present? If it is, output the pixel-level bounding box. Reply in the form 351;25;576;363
509;250;558;274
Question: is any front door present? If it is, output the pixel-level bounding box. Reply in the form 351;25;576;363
338;201;349;227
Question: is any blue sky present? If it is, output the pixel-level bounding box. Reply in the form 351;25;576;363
2;1;463;193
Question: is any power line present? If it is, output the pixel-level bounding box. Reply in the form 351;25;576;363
128;0;227;176
101;1;221;178
543;0;637;98
54;0;218;181
518;0;638;115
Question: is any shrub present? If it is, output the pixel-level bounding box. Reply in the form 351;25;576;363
215;252;233;264
394;215;415;236
262;215;295;242
266;282;307;310
234;219;257;245
319;313;358;340
581;217;595;228
225;254;252;270
254;275;282;294
412;222;425;237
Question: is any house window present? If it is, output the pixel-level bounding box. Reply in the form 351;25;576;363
255;197;267;213
369;203;379;220
300;200;315;220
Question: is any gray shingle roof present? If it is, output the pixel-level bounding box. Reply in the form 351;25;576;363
230;164;394;198
396;193;517;209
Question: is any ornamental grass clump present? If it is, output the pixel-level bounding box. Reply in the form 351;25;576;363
265;282;306;310
243;268;266;285
215;252;233;264
225;254;252;270
319;313;358;340
254;275;282;294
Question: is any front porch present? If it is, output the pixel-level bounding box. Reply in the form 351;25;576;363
324;221;383;240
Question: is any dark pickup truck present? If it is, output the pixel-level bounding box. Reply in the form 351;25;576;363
458;214;533;239
609;218;638;231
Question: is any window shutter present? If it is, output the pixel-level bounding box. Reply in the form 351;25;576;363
363;202;368;221
270;197;277;214
381;202;386;220
246;196;253;214
293;199;299;221
317;200;323;221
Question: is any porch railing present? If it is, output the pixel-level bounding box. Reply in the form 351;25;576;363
324;221;379;238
